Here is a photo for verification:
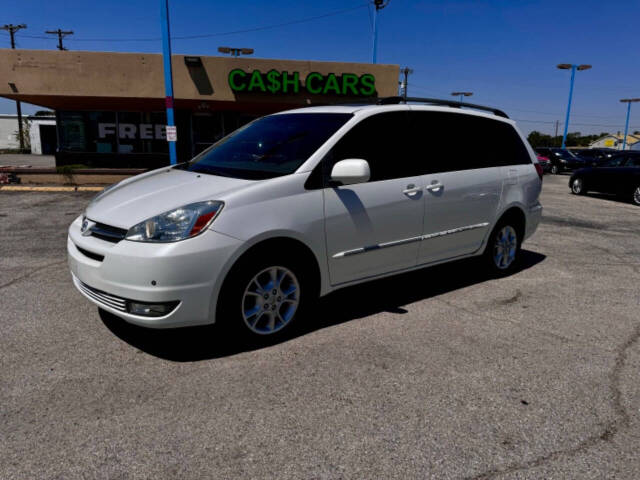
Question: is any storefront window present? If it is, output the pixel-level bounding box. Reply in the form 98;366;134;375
59;112;88;151
192;112;225;155
58;110;168;154
141;112;169;154
89;111;117;153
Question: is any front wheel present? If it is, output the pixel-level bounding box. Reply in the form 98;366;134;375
551;164;560;175
571;177;587;195
632;185;640;206
484;222;521;275
217;252;312;342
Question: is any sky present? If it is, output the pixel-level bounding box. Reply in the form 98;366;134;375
1;0;639;137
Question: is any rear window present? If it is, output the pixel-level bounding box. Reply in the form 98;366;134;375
409;111;531;173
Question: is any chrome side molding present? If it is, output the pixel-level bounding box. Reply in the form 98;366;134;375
332;222;489;259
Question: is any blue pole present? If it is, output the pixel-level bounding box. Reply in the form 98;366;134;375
372;6;378;64
459;94;463;102
161;0;177;165
622;101;631;150
561;64;576;149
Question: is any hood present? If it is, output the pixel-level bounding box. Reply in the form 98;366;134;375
85;168;253;228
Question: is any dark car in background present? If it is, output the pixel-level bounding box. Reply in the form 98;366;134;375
570;148;617;167
569;152;640;206
535;147;587;174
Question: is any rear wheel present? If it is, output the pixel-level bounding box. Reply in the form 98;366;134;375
551;164;560;175
484;222;521;275
632;186;640;206
571;177;587;195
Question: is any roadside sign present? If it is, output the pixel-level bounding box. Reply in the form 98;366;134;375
166;125;177;142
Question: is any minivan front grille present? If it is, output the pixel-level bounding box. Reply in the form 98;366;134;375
76;279;127;312
76;245;105;262
90;222;127;243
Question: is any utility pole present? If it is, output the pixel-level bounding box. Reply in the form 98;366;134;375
160;0;177;165
1;24;27;152
45;29;73;50
400;67;413;101
554;120;559;138
371;0;390;64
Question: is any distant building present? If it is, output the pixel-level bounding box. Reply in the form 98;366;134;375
589;133;640;150
0;114;57;154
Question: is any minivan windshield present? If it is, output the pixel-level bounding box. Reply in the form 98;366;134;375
176;113;352;180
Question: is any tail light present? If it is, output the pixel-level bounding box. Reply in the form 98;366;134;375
534;163;544;181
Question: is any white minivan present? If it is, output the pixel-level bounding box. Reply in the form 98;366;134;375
68;99;543;340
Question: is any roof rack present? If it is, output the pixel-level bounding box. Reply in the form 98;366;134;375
372;96;509;119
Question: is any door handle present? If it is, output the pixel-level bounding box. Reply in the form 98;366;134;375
426;182;443;192
402;184;422;196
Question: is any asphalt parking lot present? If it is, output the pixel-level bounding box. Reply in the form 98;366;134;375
1;174;639;479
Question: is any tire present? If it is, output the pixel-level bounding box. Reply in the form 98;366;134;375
571;177;587;195
550;164;560;175
484;221;521;275
216;249;313;342
632;185;640;206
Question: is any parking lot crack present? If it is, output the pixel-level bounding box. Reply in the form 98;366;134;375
0;260;67;290
464;321;640;480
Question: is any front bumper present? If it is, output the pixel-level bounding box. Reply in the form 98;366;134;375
67;216;242;328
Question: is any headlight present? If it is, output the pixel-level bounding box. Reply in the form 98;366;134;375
125;201;224;243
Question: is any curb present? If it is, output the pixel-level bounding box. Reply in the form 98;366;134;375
0;185;104;192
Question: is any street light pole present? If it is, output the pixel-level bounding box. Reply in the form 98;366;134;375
452;91;473;103
160;0;177;165
620;98;640;150
218;47;254;58
371;0;390;64
557;63;591;149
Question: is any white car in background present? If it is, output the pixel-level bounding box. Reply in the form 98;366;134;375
68;98;543;341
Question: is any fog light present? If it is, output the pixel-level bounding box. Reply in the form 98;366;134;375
128;301;179;317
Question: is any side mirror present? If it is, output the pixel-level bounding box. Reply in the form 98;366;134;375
330;159;370;186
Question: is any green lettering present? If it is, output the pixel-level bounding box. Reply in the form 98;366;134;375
266;69;281;94
359;74;376;96
228;69;247;91
282;71;300;93
248;70;266;92
341;73;359;95
305;72;323;94
322;73;341;95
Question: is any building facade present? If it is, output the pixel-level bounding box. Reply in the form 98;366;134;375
0;49;399;168
0;114;56;154
589;133;640;150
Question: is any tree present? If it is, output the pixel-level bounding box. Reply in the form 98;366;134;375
527;131;609;148
14;118;31;153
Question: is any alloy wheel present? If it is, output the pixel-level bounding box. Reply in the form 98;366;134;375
634;186;640;205
572;178;583;194
241;266;300;335
493;225;518;270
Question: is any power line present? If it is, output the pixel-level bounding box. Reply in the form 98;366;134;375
4;4;368;43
